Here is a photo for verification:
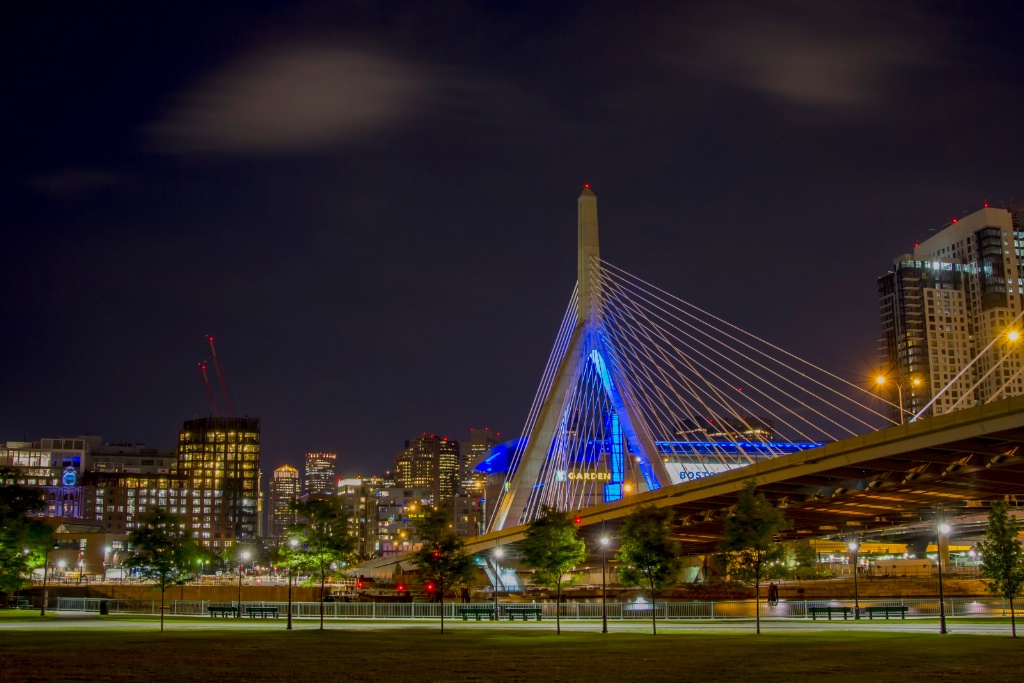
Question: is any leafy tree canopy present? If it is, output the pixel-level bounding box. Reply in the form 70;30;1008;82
520;506;587;591
123;507;201;591
411;507;474;601
0;469;55;594
979;500;1024;637
615;505;682;596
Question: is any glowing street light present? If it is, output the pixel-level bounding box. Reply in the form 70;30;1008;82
493;546;504;618
600;536;610;634
287;538;299;631
847;540;860;620
875;375;921;425
937;522;951;635
238;550;251;619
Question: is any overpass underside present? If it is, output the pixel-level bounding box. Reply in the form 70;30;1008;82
463;394;1024;557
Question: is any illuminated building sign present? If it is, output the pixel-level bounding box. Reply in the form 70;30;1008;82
567;471;612;481
61;467;78;487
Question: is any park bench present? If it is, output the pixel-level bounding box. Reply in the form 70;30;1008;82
865;605;908;620
457;607;496;621
808;606;853;621
503;606;543;622
246;606;279;619
207;605;238;617
8;599;31;609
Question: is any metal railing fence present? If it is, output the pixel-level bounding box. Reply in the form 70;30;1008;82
52;596;1022;620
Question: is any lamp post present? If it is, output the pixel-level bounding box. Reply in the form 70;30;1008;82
875;376;921;424
600;536;610;634
238;550;251;619
287;539;298;631
40;544;56;616
937;523;950;635
493;547;504;619
847;540;860;620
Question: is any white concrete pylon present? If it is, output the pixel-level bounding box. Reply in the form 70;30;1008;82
490;187;671;531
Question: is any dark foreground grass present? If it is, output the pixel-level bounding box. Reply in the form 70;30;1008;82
1;622;1021;683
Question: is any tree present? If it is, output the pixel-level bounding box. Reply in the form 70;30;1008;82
717;480;789;635
411;507;474;634
123;507;201;632
288;498;355;630
792;541;820;580
615;505;682;635
518;506;588;634
979;500;1024;638
0;470;55;598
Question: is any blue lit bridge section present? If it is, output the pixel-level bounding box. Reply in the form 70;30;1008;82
486;188;895;532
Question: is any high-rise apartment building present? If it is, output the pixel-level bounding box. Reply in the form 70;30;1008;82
267;464;300;539
461;427;498;495
303;452;337;495
177;417;261;547
394;434;460;506
336;478;379;558
879;206;1024;419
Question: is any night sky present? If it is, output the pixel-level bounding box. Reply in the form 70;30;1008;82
4;2;1023;481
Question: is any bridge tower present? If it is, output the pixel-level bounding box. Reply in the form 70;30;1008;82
490;187;672;531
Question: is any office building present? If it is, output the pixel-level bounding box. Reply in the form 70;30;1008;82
267;464;300;540
879;205;1024;419
1;436;100;518
177;417;261;547
394;434;460;506
303;452;337;496
336;477;379;558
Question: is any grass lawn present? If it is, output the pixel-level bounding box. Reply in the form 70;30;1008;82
1;619;1022;683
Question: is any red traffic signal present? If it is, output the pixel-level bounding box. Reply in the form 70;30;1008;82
397;584;405;591
356;581;363;589
574;516;583;525
425;582;435;592
433;551;440;558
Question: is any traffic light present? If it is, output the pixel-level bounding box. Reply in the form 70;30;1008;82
433;551;440;558
397;584;405;592
574;516;583;525
425;582;435;592
356;581;363;589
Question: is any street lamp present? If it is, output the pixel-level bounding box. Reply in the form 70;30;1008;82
40;543;57;616
238;550;251;618
875;376;921;425
600;537;610;634
847;540;860;620
493;547;504;619
287;539;299;631
937;522;950;635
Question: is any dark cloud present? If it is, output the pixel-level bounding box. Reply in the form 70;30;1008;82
150;42;549;155
151;46;432;154
670;0;938;110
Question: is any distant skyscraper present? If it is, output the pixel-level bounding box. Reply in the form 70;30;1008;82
268;465;300;539
303;452;337;495
178;417;261;548
394;434;460;506
462;427;499;493
879;206;1024;419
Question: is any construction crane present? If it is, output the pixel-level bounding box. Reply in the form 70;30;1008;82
198;362;218;417
205;334;235;417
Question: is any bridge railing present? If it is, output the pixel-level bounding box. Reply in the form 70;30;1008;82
54;597;1021;619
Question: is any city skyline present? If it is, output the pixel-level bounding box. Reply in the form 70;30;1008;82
4;2;1024;478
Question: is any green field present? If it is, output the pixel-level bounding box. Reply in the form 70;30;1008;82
2;614;1022;682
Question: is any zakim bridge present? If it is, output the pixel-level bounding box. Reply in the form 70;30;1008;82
364;187;1024;577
